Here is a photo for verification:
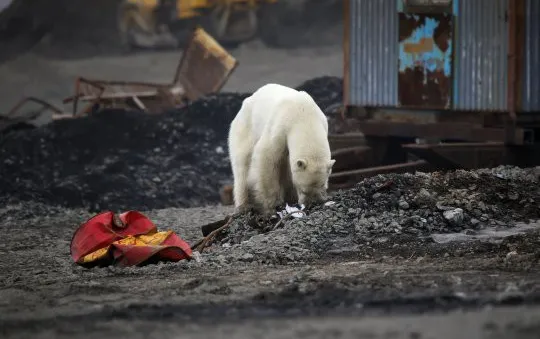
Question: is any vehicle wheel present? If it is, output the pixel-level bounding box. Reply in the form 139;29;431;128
201;3;257;48
117;1;160;51
117;2;140;50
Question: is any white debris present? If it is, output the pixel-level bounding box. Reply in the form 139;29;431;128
191;251;202;263
505;250;518;260
277;203;305;219
324;201;336;207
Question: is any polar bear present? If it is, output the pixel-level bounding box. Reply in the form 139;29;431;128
228;83;336;216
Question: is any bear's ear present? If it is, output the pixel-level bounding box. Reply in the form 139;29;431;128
296;159;307;171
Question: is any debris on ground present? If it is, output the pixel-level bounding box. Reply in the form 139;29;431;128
205;166;540;264
62;27;238;116
0;96;63;134
1;165;539;336
0;76;343;212
71;210;192;267
277;204;305;219
1;27;237;135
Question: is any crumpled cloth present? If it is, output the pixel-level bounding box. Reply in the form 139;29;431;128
70;211;192;268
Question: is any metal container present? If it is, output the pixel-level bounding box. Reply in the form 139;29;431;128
453;0;508;112
347;0;398;108
346;0;538;114
523;0;540;112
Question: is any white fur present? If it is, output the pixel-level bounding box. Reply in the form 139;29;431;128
227;83;336;215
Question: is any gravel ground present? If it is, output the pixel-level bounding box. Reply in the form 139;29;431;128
212;166;540;264
1;166;539;338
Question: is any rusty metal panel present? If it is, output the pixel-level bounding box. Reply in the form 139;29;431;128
398;12;453;109
78;80;171;99
523;0;540;112
348;0;398;107
453;0;508;112
175;27;238;102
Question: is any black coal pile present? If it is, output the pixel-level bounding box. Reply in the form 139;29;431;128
0;77;343;212
296;76;343;111
0;93;249;212
210;166;540;264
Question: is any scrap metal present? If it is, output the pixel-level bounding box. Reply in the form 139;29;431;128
1;97;63;132
63;27;238;116
330;145;372;172
354;121;529;145
329;160;431;190
174;26;238;102
63;77;178;116
328;132;366;150
402;142;510;170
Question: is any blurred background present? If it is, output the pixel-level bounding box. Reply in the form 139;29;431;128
0;0;343;117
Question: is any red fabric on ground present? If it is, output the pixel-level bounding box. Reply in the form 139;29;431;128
70;211;192;267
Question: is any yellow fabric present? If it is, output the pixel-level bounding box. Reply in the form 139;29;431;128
79;230;174;264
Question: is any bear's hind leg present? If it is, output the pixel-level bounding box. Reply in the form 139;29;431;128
251;137;285;216
228;121;254;213
229;133;253;213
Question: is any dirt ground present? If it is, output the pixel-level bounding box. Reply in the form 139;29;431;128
1;5;540;337
1;201;539;339
1;168;540;338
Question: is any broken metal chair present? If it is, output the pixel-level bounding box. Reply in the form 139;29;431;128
62;27;239;116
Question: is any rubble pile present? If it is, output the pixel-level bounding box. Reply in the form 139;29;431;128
0;76;343;212
209;166;540;264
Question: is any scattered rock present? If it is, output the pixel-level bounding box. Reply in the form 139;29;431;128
200;166;540;264
443;208;465;227
398;200;410;210
505;251;518;261
413;188;436;207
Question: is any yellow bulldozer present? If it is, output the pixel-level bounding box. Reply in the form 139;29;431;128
117;0;281;49
0;0;341;59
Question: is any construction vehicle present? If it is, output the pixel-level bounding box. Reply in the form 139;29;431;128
117;0;280;49
0;0;342;55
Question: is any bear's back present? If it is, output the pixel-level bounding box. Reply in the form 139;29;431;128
250;83;324;125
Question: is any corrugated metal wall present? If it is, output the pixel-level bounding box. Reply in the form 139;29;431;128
347;0;534;112
453;0;508;111
523;0;540;112
348;0;398;107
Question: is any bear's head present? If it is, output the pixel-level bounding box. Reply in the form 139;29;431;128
291;158;336;206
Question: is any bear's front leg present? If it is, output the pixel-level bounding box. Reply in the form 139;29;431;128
251;141;284;217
